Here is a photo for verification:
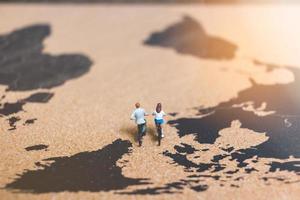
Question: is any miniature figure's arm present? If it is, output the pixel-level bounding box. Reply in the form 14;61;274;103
130;111;136;120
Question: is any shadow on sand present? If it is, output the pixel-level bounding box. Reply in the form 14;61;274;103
120;125;158;144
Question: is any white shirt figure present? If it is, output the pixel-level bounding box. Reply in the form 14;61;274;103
152;110;166;120
152;110;166;138
131;108;147;124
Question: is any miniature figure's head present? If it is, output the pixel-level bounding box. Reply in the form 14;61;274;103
135;102;140;108
156;103;162;113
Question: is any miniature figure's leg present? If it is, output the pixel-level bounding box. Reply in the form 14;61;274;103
155;120;159;135
137;124;143;146
157;124;162;146
161;124;164;138
142;123;147;136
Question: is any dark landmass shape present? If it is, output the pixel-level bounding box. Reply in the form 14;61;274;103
169;63;300;160
0;24;92;91
145;16;237;60
25;144;48;151
23;118;37;125
0;92;54;117
168;112;178;117
6;139;149;193
0;102;25;116
23;92;54;103
0;24;92;129
269;161;300;173
120;181;186;195
174;143;198;154
160;61;300;193
120;179;208;195
7;116;21;130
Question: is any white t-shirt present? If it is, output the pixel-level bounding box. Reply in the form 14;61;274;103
131;108;147;125
152;110;166;120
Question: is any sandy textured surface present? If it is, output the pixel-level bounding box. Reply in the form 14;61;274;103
0;4;300;200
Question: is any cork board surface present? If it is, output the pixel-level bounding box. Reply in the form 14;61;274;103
0;4;300;200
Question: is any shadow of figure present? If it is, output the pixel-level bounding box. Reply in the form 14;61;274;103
147;125;159;143
144;16;238;60
5;139;149;193
0;24;92;91
120;126;139;142
121;125;158;144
